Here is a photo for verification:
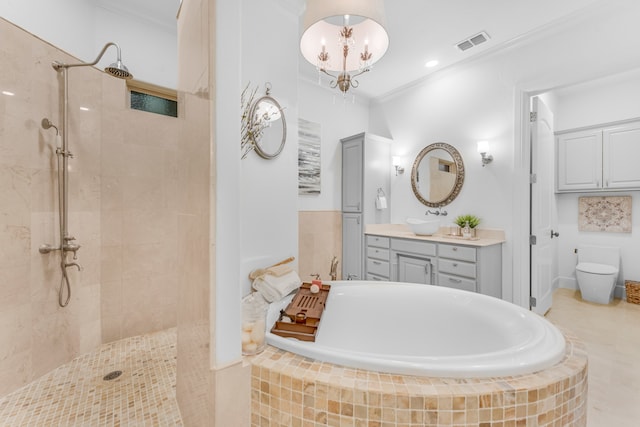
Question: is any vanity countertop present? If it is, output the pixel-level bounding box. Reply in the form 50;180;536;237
365;224;506;247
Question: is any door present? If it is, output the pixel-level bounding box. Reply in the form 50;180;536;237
530;97;556;315
342;213;363;280
397;254;432;284
341;137;363;212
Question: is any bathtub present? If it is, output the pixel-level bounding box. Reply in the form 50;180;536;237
266;281;566;378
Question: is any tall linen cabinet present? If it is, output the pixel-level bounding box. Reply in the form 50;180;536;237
341;133;391;280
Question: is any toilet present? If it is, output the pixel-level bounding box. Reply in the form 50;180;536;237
575;245;620;304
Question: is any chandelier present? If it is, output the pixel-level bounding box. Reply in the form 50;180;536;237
300;0;389;95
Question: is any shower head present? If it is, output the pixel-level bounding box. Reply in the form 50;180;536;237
53;42;133;80
105;60;132;80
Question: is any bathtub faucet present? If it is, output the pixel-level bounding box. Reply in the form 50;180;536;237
329;256;339;281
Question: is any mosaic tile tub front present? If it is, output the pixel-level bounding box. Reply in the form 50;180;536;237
250;331;587;427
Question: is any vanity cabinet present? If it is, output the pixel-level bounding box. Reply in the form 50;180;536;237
556;120;640;192
365;235;390;281
343;213;363;280
437;243;501;298
364;235;502;298
341;133;392;280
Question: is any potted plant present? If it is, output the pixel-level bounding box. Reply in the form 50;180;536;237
453;214;480;238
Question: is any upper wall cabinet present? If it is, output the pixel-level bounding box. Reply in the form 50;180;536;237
556;120;640;192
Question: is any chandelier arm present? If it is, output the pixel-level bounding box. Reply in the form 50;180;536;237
350;68;370;79
319;68;338;79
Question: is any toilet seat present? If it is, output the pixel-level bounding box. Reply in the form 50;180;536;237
576;262;618;275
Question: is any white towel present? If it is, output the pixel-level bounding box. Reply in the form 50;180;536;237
252;270;302;302
375;195;387;210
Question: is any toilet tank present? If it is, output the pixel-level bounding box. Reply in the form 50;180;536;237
578;245;620;268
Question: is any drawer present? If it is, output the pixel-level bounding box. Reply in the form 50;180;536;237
391;238;437;256
438;258;476;279
438;244;476;262
366;235;390;249
438;273;476;293
367;246;390;261
367;258;390;278
366;273;388;281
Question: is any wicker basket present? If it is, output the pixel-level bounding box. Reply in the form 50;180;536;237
625;280;640;304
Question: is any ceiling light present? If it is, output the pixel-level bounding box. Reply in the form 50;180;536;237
425;60;439;68
300;0;389;95
2;90;15;96
79;106;90;111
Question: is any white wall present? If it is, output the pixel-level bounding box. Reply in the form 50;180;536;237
550;69;640;296
239;0;299;296
297;79;370;211
369;0;640;304
0;0;177;88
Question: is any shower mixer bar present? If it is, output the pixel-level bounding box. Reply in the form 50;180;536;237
40;42;132;307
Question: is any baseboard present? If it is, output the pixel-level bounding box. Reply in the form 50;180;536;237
558;277;578;290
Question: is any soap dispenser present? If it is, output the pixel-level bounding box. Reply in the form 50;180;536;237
462;221;472;239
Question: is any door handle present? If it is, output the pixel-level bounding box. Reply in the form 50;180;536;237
551;230;559;239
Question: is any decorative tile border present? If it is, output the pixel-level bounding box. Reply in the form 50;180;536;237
578;196;632;233
250;330;587;426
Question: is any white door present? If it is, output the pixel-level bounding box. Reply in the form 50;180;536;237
531;97;556;315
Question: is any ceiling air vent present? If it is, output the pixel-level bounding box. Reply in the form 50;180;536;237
455;31;490;52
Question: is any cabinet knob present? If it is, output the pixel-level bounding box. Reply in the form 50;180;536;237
449;278;462;283
452;247;458;251
373;261;381;265
452;263;458;267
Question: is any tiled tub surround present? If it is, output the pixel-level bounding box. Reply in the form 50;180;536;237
250;331;587;426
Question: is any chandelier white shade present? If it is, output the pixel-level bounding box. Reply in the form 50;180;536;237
300;0;389;93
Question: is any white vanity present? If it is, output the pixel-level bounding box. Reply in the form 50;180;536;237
365;224;504;299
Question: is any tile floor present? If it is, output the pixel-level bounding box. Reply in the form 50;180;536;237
0;289;638;426
546;288;640;427
0;328;182;426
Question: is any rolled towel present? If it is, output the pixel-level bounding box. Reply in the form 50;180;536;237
266;264;292;277
253;270;302;302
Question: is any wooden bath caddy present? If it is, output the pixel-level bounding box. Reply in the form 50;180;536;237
270;282;331;342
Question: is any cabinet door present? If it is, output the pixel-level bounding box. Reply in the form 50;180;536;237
342;138;363;212
342;213;363;280
603;122;640;189
556;129;602;191
397;254;433;285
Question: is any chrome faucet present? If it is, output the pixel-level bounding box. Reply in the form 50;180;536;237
65;262;83;271
426;209;448;216
329;256;339;281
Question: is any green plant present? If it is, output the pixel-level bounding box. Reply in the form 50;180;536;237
454;214;480;228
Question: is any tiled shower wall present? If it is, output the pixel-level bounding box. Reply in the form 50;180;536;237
0;18;179;397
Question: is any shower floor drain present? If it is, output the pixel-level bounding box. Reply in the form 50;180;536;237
103;370;123;381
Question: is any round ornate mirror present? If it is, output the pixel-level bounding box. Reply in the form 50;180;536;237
249;94;286;159
411;142;465;207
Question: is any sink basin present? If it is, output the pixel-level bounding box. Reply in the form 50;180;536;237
406;218;440;236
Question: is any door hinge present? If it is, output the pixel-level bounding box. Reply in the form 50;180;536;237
530;112;537;122
530;296;537;307
530;173;537;184
529;235;537;245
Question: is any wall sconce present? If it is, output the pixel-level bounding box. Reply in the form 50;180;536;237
392;156;405;176
477;141;493;167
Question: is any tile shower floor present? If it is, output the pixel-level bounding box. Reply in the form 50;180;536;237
0;328;182;426
0;290;638;426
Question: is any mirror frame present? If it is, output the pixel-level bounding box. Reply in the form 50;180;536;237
410;142;465;208
249;95;287;160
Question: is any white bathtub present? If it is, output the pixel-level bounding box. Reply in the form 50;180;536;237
266;281;566;378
